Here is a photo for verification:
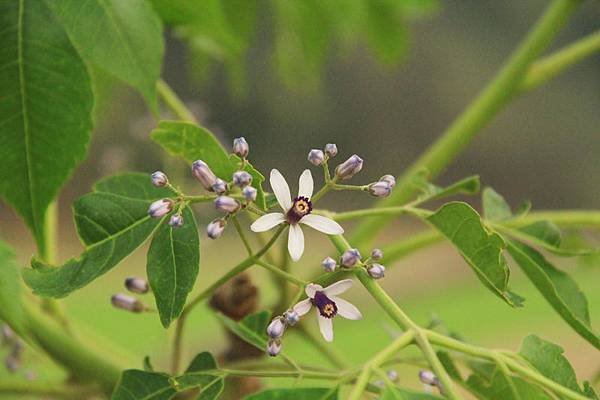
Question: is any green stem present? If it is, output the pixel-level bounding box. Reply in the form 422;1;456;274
347;331;415;400
351;0;581;247
232;215;253;256
254;259;307;286
0;380;92;399
519;30;600;92
157;79;197;123
219;368;342;379
171;225;285;373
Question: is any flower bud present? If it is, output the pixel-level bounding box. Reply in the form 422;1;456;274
151;171;168;187
207;218;227;239
321;256;337;272
335;154;363;180
340;248;361;267
215;196;240;213
242;186;257;202
267;318;285;339
379;174;396;188
5;354;19;372
368;263;385;279
368;181;392;198
233;137;249;158
307;149;325;166
111;294;145;313
212;178;227;195
148;199;173;218
191;160;217;190
419;370;439;386
266;339;282;357
125;277;149;294
169;214;184;228
233;171;252;187
1;325;14;345
324;143;338;158
284;310;300;326
371;248;384;261
387;369;399;382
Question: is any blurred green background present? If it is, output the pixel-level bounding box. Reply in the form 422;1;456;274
0;0;598;396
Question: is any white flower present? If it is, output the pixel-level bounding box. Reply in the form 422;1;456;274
292;280;362;342
251;169;344;261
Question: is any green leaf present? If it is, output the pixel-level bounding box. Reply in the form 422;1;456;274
501;221;597;256
364;0;408;65
147;206;199;328
151;121;266;208
245;387;339;400
466;370;551;400
111;370;176;400
24;173;173;298
507;241;599;349
0;0;93;252
519;335;585;394
217;311;271;351
0;242;26;336
173;352;223;398
46;0;164;111
482;187;513;221
412;171;480;203
426;202;523;307
381;387;443;400
584;382;598;399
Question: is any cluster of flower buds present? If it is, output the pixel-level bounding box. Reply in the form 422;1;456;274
366;248;386;279
368;175;396;198
111;277;150;313
331;247;385;279
2;325;23;373
265;309;300;357
148;198;184;229
307;143;338;166
419;370;442;392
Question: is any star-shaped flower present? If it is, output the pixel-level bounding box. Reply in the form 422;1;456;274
293;280;362;342
251;169;344;261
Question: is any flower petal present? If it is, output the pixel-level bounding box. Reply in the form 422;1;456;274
305;283;323;298
298;169;313;199
331;296;362;320
317;315;334;342
270;169;292;211
300;214;344;235
324;279;353;296
287;224;305;261
250;213;285;232
293;298;312;316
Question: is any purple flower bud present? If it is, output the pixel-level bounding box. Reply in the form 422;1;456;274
368;264;385;279
387;369;399;382
267;318;285;339
379;174;396;188
207;218;227;239
324;143;338;158
371;248;384;261
151;171;168;187
215;196;240;213
212;178;227;195
335;154;363;180
191;160;217;190
321;256;337;272
169;214;184;228
307;149;325;166
111;294;145;313
368;181;392;198
242;186;257;202
340;248;361;267
266;339;282;357
233;137;249;158
5;354;19;372
284;310;300;326
419;370;439;386
1;325;14;344
148;199;173;218
233;171;252;187
125;277;149;294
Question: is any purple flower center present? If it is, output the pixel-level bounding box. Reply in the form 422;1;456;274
311;291;337;319
286;196;312;224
